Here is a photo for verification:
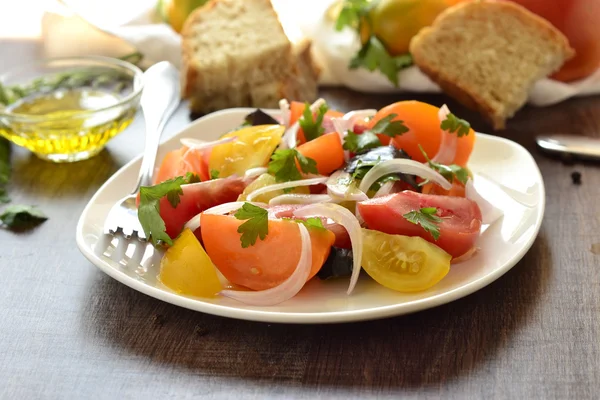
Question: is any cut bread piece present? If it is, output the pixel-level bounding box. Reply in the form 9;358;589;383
410;0;574;129
181;0;319;114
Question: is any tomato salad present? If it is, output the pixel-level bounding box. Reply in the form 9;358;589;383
137;99;500;305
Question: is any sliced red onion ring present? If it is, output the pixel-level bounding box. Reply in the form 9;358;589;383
246;177;328;202
281;98;326;149
220;223;312;306
374;180;395;198
244;167;268;179
431;104;458;165
358;159;452;193
268;194;334;206
451;247;479;264
182;201;268;232
326;171;369;201
465;178;503;225
293;203;363;294
180;136;237;151
279;99;291;127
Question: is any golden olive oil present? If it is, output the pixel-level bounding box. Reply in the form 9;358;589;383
0;88;136;162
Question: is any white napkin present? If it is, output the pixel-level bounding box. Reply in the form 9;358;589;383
43;0;600;106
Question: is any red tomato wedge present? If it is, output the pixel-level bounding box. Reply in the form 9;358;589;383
160;177;249;238
368;101;475;166
268;204;351;249
155;146;209;184
201;214;335;290
357;191;482;258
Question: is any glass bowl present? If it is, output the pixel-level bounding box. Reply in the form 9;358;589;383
0;56;144;163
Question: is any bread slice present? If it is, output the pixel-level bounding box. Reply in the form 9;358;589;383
181;0;319;114
410;0;574;129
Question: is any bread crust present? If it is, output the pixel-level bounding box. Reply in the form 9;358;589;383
410;0;575;130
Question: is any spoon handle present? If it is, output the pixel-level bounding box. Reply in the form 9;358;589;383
131;62;181;195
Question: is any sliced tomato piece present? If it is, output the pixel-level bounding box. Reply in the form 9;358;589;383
421;179;466;197
368;101;475;166
357;191;482;258
159;176;249;238
201;213;335;290
296;132;345;175
290;101;343;145
155;146;209;184
268;204;351;249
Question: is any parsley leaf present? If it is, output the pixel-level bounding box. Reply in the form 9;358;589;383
343;113;408;153
369;113;409;137
268;149;318;183
349;36;413;86
440;112;471;137
297;217;326;231
403;207;442;240
234;202;269;248
138;175;193;246
343;131;381;153
210;169;220;180
335;0;371;31
0;205;47;230
185;172;201;183
299;102;328;142
419;145;469;184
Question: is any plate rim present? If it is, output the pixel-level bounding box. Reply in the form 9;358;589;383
76;108;546;324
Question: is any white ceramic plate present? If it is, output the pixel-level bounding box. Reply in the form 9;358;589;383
76;108;545;324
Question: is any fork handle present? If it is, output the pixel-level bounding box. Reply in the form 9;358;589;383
131;62;181;195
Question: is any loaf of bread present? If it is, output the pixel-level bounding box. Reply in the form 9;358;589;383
410;0;574;129
181;0;319;114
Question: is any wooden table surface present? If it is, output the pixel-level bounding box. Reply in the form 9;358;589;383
2;42;600;400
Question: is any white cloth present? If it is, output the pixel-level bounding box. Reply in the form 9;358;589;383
43;0;600;106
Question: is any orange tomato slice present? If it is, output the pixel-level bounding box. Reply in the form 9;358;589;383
368;101;475;166
201;214;335;290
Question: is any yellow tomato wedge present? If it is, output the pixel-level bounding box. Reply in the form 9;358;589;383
209;125;284;178
361;229;451;292
237;173;309;203
158;229;222;297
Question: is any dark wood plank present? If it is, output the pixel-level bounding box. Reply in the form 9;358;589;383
2;76;600;398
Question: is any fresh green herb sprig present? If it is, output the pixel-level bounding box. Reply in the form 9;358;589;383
138;172;198;246
234;202;269;248
0;205;47;230
299;102;329;142
268;149;318;183
403;207;442;240
441;113;471;137
0;52;143;106
349;37;413;86
343;113;408;153
419;145;469;185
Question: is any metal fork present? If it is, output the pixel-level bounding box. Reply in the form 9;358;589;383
98;61;180;265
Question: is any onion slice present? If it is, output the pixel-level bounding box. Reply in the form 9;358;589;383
465;178;503;225
373;180;395;198
180;136;236;150
220;223;312;306
244;167;268;179
182;201;268;232
269;194;334;206
358;159;452;193
431;104;457;165
246;177;328;201
279;99;291;127
294;203;363;294
343;109;377;123
281;98;326;149
326;171;369;202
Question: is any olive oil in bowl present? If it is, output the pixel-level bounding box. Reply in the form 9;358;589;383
0;57;143;163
